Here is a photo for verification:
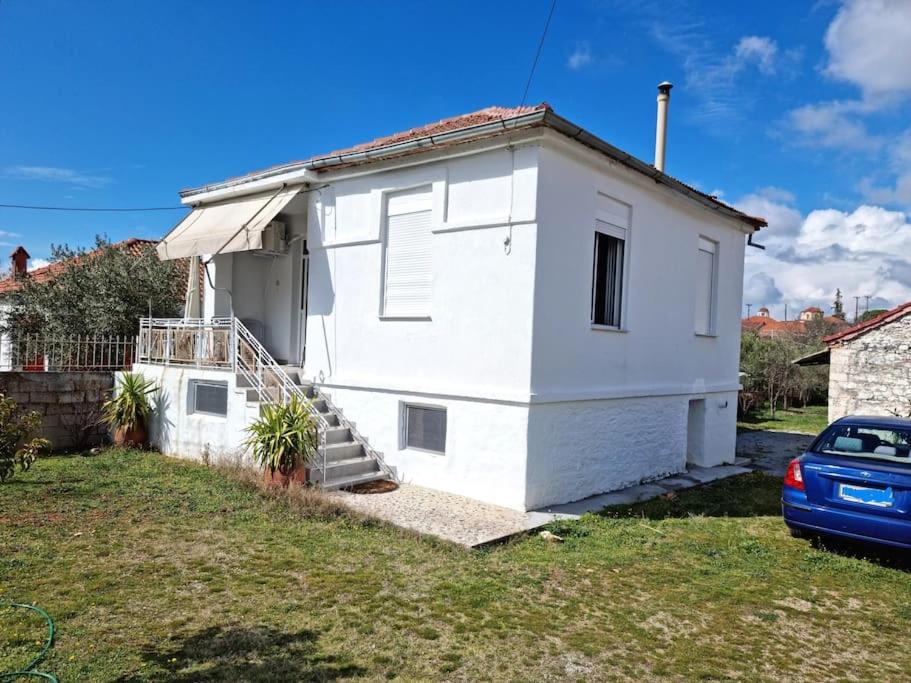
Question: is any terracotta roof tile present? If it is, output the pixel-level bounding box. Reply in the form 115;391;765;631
0;238;194;294
824;300;911;345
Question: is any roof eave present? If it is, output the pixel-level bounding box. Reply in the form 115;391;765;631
540;111;765;231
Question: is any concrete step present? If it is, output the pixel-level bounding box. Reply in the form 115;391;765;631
320;470;388;491
318;441;363;462
318;455;380;481
324;426;352;445
311;398;327;412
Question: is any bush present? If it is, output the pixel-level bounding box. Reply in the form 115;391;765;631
0;394;50;482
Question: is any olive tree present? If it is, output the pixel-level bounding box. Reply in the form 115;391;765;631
3;237;183;339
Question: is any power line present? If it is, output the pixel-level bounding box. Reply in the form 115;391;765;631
0;203;186;212
520;0;558;107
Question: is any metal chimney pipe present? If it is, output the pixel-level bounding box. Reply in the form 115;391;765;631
654;81;673;172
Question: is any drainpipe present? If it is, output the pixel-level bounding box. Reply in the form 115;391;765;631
654;81;673;173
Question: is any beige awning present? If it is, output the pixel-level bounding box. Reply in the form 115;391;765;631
156;186;301;260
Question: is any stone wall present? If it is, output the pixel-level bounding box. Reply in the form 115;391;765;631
0;371;113;450
829;313;911;422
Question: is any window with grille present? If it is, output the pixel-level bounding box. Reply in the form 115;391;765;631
382;186;433;317
403;404;446;454
591;226;626;327
188;380;228;416
695;237;718;335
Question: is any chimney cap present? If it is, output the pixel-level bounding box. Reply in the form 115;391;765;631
10;246;30;258
657;81;673;94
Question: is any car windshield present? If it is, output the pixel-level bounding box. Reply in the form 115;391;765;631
814;424;911;464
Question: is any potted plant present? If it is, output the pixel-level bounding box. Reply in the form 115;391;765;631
244;394;318;487
103;372;157;447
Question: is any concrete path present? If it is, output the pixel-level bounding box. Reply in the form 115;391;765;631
736;429;815;476
331;460;753;548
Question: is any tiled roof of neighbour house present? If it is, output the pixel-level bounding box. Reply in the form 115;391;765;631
178;104;767;231
823;300;911;345
0;238;196;295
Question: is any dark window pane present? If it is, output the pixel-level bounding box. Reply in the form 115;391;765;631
192;381;228;416
592;232;624;326
406;405;446;453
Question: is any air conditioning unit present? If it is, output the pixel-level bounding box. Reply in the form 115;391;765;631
258;220;289;256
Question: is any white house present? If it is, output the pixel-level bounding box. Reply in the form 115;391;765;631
135;91;765;511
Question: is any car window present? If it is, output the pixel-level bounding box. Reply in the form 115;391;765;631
814;424;911;463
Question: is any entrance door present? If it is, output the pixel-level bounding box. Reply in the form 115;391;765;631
297;241;309;366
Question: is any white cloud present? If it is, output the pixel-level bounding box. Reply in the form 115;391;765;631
734;36;779;75
825;0;911;100
3;165;112;189
652;28;800;124
784;100;883;150
28;258;51;271
567;42;592;70
738;191;911;314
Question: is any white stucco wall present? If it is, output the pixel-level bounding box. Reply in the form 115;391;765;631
530;133;747;402
304;140;540;401
131;363;257;464
328;385;530;510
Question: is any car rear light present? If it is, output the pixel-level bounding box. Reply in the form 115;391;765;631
784;458;805;491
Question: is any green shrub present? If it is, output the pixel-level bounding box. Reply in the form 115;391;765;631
103;372;156;431
244;395;318;473
0;394;50;482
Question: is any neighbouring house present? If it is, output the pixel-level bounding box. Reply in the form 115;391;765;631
796;301;911;423
135;91;766;511
742;306;848;338
0;239;195;369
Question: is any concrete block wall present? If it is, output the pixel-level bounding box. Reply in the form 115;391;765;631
0;371;113;449
829;314;911;421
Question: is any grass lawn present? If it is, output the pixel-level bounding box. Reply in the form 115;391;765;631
2;449;910;681
738;404;829;435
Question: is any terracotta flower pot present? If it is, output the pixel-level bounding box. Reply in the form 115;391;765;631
262;456;308;488
113;423;147;447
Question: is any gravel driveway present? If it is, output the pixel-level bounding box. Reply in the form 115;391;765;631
736;429;816;476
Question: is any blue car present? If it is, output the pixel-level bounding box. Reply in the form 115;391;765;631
782;415;911;550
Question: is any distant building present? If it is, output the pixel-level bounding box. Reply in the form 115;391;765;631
742;306;848;339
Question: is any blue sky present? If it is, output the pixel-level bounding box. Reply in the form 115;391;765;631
1;0;910;316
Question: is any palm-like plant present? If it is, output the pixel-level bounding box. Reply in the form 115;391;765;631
244;395;318;474
103;372;157;431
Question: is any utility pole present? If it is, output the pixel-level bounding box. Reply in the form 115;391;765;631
746;303;752;318
864;295;871;314
784;303;788;321
853;296;861;323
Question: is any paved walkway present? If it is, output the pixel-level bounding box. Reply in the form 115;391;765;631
331;460;753;547
736;429;815;476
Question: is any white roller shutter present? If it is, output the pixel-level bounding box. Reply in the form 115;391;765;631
383;187;433;317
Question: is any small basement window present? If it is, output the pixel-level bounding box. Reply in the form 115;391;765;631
403;404;446;454
188;380;228;417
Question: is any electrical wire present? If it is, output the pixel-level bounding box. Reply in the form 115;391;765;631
0;203;185;212
520;0;558;107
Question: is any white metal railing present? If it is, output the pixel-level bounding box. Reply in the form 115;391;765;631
0;333;136;371
137;317;234;369
136;316;396;485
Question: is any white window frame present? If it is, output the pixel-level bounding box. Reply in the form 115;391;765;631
590;220;628;330
380;185;434;320
187;379;229;417
695;236;719;336
401;402;447;455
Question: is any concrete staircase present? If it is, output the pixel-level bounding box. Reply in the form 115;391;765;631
235;367;392;490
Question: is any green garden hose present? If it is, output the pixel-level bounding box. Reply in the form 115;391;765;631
0;602;58;682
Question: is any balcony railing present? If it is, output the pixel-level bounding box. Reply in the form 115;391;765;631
137;318;234;369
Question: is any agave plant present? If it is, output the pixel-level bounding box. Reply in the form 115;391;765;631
244;394;318;474
102;372;157;431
